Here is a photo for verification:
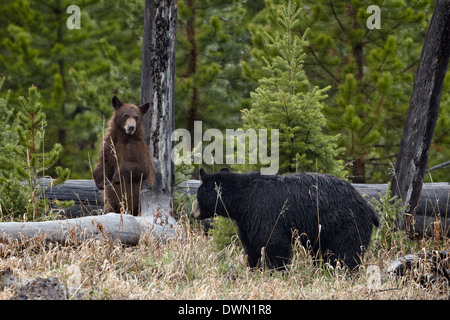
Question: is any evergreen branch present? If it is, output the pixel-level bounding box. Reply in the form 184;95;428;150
328;0;347;35
307;46;339;84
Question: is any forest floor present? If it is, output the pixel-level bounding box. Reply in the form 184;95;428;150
0;217;448;300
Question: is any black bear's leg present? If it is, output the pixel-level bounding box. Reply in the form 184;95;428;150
340;252;362;270
298;233;322;265
247;251;261;269
266;243;291;270
321;250;340;268
324;251;361;270
322;239;363;270
237;227;259;268
246;245;291;270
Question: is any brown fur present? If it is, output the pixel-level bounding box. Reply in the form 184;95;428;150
93;95;155;216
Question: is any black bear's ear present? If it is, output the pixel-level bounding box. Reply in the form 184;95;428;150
199;168;207;181
220;168;230;173
140;102;150;115
112;95;123;109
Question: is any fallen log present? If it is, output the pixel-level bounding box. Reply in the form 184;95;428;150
34;178;192;218
0;179;178;244
35;179;449;238
387;250;449;286
355;182;450;239
1;179;448;242
0;212;177;245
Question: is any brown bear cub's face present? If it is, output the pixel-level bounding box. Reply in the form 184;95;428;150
112;95;150;135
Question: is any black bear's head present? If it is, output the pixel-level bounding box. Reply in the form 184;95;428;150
112;95;150;135
192;168;230;220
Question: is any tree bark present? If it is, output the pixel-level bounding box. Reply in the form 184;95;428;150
140;0;177;222
140;0;177;196
390;0;450;237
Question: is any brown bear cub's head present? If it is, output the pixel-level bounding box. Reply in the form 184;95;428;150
112;95;150;136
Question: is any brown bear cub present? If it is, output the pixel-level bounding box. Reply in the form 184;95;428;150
93;95;155;216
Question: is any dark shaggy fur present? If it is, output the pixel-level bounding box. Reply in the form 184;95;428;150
93;95;155;216
193;168;380;270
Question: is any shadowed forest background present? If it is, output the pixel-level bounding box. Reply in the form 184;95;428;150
0;0;449;184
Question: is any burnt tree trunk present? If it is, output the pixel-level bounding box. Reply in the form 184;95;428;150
390;0;450;237
140;0;177;218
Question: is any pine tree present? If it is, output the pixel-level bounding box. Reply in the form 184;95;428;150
0;77;30;220
0;77;13;160
175;0;254;135
293;0;433;182
0;85;70;221
426;73;450;181
241;0;344;176
245;0;445;183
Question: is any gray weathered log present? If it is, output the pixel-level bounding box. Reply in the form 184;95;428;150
2;179;447;242
0;212;177;245
387;250;449;285
35;178;197;218
34;179;449;238
0;180;178;243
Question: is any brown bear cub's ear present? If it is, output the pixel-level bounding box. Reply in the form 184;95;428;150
139;102;150;115
220;168;230;173
112;95;123;109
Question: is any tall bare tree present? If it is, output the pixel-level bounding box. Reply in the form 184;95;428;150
390;0;450;237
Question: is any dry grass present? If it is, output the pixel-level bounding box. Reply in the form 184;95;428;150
0;217;448;300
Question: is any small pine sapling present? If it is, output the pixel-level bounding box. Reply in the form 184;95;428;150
3;85;71;220
241;0;345;176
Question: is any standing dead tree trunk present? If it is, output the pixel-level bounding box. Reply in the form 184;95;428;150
0;1;179;244
390;0;450;237
139;0;177;220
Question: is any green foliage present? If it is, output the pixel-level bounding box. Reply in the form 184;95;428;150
173;162;196;218
209;216;240;251
369;182;409;252
291;0;434;182
1;0;448;187
0;83;70;221
241;0;345;176
212;0;345;251
0;0;146;179
0;77;13;159
425;73;450;182
175;0;255;135
0;77;30;219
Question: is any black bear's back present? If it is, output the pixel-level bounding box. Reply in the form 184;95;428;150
239;172;379;245
243;172;379;227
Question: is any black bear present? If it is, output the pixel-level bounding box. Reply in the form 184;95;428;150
93;95;155;216
193;168;380;270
